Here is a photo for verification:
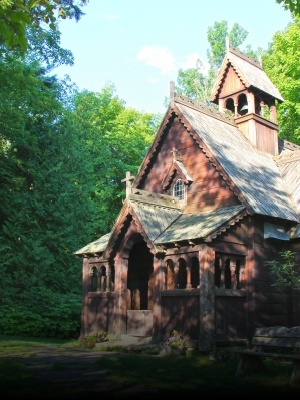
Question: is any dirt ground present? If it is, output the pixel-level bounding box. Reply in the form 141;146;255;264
4;345;160;400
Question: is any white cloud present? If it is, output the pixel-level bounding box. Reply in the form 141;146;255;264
180;53;209;73
137;46;176;75
136;47;209;77
181;53;201;69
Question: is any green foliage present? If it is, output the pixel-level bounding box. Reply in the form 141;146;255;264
276;0;300;15
0;27;159;338
262;18;300;143
264;250;300;291
176;20;262;105
85;331;109;343
0;290;82;338
78;331;109;349
0;31;93;338
25;26;75;71
67;85;159;237
163;330;188;352
0;54;91;288
176;59;216;105
207;21;248;71
0;0;89;50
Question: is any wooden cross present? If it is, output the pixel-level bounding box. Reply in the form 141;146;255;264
121;171;135;198
170;147;178;161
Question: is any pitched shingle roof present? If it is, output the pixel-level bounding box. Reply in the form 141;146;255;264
75;201;247;256
210;46;284;103
74;232;112;256
176;100;299;223
154;205;247;244
130;200;181;242
274;149;300;216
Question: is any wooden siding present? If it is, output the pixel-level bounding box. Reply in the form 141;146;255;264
160;290;200;343
250;216;294;329
85;292;115;334
215;296;247;343
236;114;279;155
219;65;244;97
126;310;153;336
256;124;277;154
214;218;250;248
140;117;239;212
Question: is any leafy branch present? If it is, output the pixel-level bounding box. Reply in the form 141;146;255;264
265;250;300;291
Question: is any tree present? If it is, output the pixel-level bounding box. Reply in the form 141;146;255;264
276;0;300;15
262;17;300;143
176;21;262;104
0;27;93;338
265;250;300;291
67;85;160;238
206;21;248;72
0;12;160;337
0;0;89;50
0;0;161;339
24;25;75;72
176;58;215;106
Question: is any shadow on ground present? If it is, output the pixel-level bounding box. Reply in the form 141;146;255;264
2;344;163;400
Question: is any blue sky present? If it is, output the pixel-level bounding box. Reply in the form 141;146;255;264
54;0;292;114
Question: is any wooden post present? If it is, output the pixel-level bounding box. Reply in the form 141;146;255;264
174;265;179;289
220;257;225;289
152;257;163;342
230;259;237;289
199;245;215;352
97;269;101;292
106;265;111;292
186;265;192;289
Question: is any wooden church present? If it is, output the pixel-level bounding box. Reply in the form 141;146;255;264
75;40;300;351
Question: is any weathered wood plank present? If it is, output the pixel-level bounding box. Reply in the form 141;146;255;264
231;326;300;386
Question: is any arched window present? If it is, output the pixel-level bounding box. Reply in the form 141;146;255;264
224;258;231;289
191;257;200;288
178;258;187;289
235;260;241;289
225;98;234;115
238;94;248;116
100;265;106;290
214;257;221;288
166;259;175;290
173;179;184;200
255;95;261;115
90;266;98;291
215;253;245;290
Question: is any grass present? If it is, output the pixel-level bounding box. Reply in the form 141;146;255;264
0;334;78;355
1;334;300;399
93;351;300;397
0;334;79;399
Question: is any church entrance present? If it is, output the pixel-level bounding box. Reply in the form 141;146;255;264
126;240;154;336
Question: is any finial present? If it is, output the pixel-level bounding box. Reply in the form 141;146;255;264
170;81;175;109
226;36;230;52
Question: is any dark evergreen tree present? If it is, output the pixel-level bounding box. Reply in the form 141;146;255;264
0;31;93;338
0;28;159;338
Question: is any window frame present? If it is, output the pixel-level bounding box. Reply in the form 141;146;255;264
173;178;185;200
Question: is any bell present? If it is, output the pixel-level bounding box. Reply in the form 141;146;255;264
240;104;248;112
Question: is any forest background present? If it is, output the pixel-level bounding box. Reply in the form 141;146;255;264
0;0;299;339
